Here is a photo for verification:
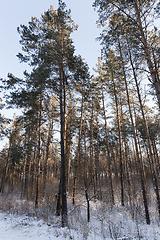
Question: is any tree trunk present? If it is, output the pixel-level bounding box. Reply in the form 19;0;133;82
112;72;124;206
59;63;67;227
101;86;114;204
0;144;10;193
120;102;132;207
72;94;83;205
35;95;42;208
95;113;103;200
43;119;53;196
91;100;96;196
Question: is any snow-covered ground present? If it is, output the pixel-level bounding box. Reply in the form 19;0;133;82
0;210;160;240
0;212;82;240
0;211;102;240
0;195;160;240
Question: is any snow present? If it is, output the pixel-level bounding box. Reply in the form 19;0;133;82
0;212;79;240
0;195;160;240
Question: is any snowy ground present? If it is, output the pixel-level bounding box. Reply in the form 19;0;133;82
0;210;160;240
0;195;160;239
0;211;102;240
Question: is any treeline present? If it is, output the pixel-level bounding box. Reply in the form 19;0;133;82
0;0;160;227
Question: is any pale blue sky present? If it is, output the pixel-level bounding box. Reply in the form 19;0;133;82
0;0;100;80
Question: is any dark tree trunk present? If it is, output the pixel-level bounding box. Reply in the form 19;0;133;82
0;144;10;193
59;65;67;227
35;95;42;208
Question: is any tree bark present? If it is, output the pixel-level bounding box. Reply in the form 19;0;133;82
60;66;68;227
35;95;42;208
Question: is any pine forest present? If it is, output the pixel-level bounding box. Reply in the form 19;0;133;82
0;0;160;239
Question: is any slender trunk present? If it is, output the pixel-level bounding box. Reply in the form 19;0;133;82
111;147;118;179
21;157;27;198
58;62;67;227
120;102;132;207
91;100;96;195
23;138;32;199
152;139;160;174
0;144;10;193
35;95;42;208
43;119;53;196
150;140;159;176
72;94;83;205
25;152;31;200
66;142;72;192
31;129;38;198
56;181;62;216
134;111;147;183
101;86;114;204
27;158;32;200
84;181;90;222
95;114;102;200
112;73;124;206
83;115;88;183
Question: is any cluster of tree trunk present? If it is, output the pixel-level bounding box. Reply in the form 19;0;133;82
0;0;160;227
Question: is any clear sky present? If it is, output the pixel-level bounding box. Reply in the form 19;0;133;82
0;0;101;81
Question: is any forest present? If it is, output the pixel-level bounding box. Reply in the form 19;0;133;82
0;0;160;238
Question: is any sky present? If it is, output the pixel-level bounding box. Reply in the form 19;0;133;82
1;1;159;127
0;0;100;81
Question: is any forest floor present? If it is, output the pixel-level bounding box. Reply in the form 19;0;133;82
0;193;160;240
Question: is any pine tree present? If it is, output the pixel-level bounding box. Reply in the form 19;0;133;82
93;0;160;109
